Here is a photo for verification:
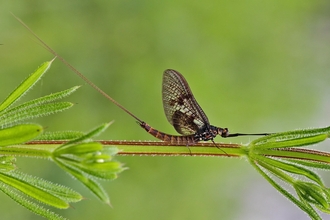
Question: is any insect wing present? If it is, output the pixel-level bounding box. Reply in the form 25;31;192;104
162;69;209;135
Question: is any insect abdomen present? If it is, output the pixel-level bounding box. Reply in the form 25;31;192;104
140;122;196;145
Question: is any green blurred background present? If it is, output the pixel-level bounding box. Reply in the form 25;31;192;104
1;0;330;219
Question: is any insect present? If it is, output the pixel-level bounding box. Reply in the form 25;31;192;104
14;15;269;148
140;69;269;145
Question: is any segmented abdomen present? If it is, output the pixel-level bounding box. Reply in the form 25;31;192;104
140;122;196;145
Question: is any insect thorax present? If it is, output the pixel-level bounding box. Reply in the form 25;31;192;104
193;125;227;141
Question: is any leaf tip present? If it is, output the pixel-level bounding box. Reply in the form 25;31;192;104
50;56;57;63
106;200;113;208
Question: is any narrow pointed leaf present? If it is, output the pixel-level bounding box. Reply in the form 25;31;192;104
253;134;328;149
58;122;112;149
287;159;330;170
37;131;84;141
63;158;122;180
0;171;69;209
54;142;103;156
295;181;330;208
0;182;66;220
0;124;42;147
0;86;80;118
0;102;73;126
252;126;330;146
8;171;83;203
0;59;54;112
260;157;324;186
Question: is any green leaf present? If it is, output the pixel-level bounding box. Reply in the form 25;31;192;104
37;130;85;141
54;158;111;205
294;181;330;209
57;122;112;150
50;123;124;205
8;171;83;203
55;142;103;156
0;124;43;147
0;59;54;113
0;171;70;209
0;182;66;220
0;86;79;118
0;102;73;126
287;159;330;170
64;157;122;180
54;142;123;180
252;126;330;146
250;158;322;220
252;134;328;149
258;156;324;186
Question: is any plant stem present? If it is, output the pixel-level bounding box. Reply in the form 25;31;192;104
24;140;243;157
0;144;53;158
17;140;330;164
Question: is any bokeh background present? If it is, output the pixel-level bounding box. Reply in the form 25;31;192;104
1;1;330;219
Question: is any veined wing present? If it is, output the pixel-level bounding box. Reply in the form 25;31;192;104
162;69;209;135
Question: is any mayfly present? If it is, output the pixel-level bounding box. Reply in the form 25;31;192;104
140;69;269;146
